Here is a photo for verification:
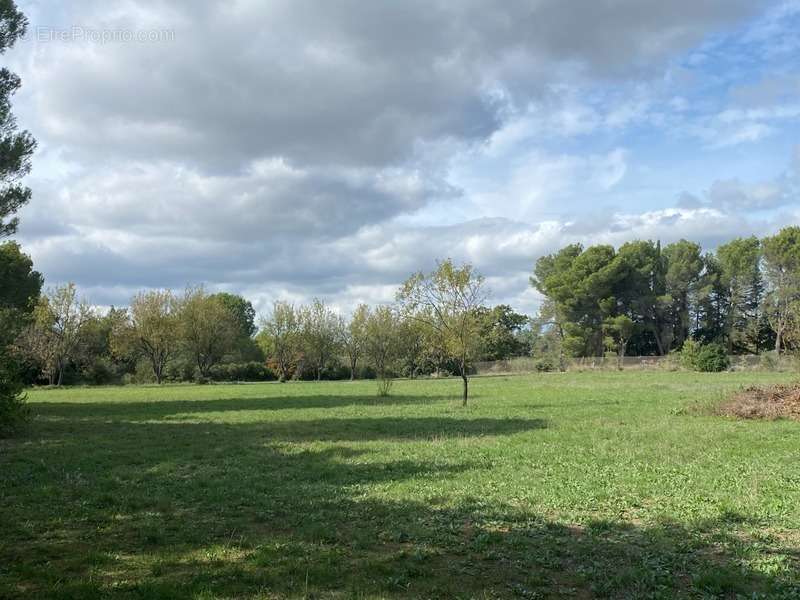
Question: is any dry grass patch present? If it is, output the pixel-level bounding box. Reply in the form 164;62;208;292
717;384;800;420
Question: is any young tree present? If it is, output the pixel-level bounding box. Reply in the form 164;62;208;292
298;298;342;381
256;300;299;382
605;315;635;370
341;303;369;380
181;287;239;377
0;1;36;239
114;290;181;384
364;305;400;396
398;259;488;406
762;227;800;354
17;284;93;385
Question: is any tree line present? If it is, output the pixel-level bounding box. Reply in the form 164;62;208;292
2;255;534;403
531;227;800;364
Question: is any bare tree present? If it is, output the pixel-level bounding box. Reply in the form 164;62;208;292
398;259;488;405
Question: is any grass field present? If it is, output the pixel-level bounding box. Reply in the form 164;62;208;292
2;372;800;599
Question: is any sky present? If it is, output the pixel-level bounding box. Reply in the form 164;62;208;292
7;0;800;316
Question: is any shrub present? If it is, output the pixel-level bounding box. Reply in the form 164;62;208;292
694;343;730;372
534;355;557;372
679;340;729;372
678;339;702;370
164;359;193;383
0;354;30;437
208;362;277;382
376;377;393;397
0;391;29;436
81;357;118;385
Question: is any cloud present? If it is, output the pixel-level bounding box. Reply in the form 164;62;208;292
8;0;794;317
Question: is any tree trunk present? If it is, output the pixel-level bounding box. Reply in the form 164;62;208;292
653;327;665;356
461;374;468;406
350;357;356;381
775;328;782;355
57;365;63;387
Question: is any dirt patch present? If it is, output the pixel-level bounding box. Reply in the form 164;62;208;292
717;385;800;420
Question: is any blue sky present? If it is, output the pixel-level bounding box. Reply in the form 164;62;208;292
7;0;800;315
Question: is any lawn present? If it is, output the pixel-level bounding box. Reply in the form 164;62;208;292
1;371;799;599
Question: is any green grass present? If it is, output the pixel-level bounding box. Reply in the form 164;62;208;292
2;371;799;599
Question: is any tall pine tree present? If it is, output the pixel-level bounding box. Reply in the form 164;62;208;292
0;0;35;238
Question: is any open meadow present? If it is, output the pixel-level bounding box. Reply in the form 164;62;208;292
2;371;800;599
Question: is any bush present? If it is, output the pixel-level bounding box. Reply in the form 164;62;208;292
81;357;118;385
678;339;701;370
679;340;729;372
0;392;29;436
208;362;277;382
165;359;194;383
0;354;30;437
376;377;393;397
694;343;730;372
534;355;557;372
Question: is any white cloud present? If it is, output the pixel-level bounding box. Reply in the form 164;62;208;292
8;0;796;317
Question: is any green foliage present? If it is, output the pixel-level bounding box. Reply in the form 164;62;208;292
398;258;487;405
258;300;300;382
679;340;730;372
763;226;800;354
114;290;181;384
0;1;36;238
0;240;39;433
533;355;557;372
716;236;763;352
533;229;799;359
208;362;277;382
181;287;240;377
211;292;257;338
298;298;342;382
364;305;401;395
15;283;93;386
474;304;530;360
0;241;42;309
694;343;730;372
678;339;702;370
0;334;28;436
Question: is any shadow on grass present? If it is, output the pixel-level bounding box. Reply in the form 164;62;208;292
32;393;455;421
1;405;798;598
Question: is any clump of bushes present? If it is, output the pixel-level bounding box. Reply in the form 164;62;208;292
679;340;729;372
534;355;557;372
0;349;30;436
208;362;277;382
